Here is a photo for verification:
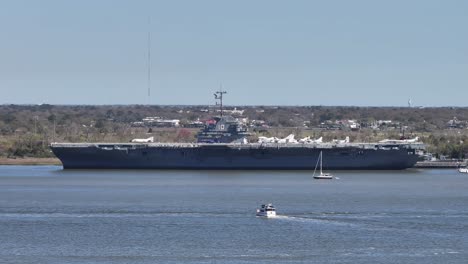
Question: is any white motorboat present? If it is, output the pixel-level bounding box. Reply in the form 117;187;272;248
313;151;333;179
458;167;468;173
256;203;277;218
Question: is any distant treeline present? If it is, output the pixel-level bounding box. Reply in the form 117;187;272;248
1;104;468;158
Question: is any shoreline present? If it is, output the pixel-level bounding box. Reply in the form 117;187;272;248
414;160;466;168
0;157;62;166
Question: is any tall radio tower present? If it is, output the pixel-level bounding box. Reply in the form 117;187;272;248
147;17;151;105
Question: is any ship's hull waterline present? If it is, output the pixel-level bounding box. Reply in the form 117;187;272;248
50;142;422;170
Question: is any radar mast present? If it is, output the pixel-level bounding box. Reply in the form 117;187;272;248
214;86;227;117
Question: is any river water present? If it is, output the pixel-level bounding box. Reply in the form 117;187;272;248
0;166;467;263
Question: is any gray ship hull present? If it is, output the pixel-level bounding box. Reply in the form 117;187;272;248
50;142;421;170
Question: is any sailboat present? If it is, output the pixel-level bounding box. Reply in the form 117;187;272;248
313;151;333;179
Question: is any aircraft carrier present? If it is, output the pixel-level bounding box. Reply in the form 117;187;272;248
50;92;424;170
51;140;423;170
51;115;424;170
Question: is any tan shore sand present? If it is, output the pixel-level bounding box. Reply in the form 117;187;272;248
0;157;62;166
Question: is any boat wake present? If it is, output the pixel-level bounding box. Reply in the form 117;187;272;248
272;214;357;226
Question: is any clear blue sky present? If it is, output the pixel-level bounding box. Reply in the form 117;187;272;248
1;0;467;106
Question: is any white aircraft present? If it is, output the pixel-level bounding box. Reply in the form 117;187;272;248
299;136;323;144
258;136;279;143
379;137;419;144
312;137;323;143
332;136;350;144
277;134;297;144
131;136;154;143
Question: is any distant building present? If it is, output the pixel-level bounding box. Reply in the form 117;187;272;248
131;121;145;127
184;119;205;128
377;120;393;126
217;107;244;116
365;120;400;130
341;120;360;131
447;117;467;129
153;119;180;127
250;120;270;132
316;119;360;131
134;117;180;127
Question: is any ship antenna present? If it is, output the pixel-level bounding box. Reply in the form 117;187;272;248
214;85;227;117
147;17;151;105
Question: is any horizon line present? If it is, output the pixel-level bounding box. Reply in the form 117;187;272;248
1;103;467;109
